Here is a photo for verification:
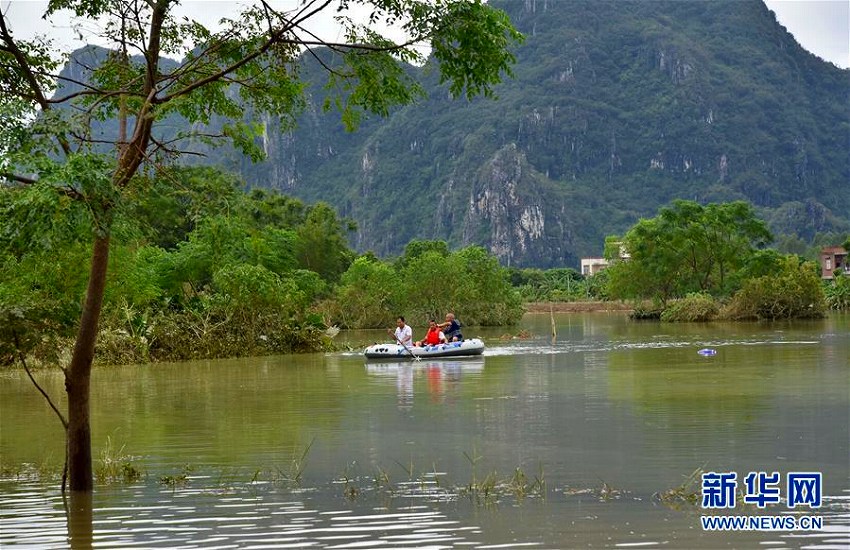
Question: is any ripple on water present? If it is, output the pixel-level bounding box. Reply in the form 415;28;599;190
0;483;505;549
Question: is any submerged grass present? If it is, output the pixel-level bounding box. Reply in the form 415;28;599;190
561;479;628;501
96;435;143;484
329;449;548;507
654;468;703;509
5;441;726;516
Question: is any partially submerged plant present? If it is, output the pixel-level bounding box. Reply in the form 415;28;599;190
654;468;704;510
95;435;142;485
160;464;194;488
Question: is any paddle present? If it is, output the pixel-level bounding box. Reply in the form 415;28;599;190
388;329;420;362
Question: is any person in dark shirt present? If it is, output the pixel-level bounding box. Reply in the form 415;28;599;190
438;312;463;341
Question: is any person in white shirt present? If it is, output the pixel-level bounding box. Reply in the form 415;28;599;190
389;316;413;346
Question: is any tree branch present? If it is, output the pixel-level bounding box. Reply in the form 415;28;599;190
154;1;335;104
149;135;210;157
0;171;38;185
0;13;72;155
13;331;69;430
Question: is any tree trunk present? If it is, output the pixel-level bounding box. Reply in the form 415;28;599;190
66;235;110;492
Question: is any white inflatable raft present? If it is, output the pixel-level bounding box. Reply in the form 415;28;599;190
364;338;485;360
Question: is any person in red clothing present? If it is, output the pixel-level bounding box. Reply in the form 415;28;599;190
415;319;447;347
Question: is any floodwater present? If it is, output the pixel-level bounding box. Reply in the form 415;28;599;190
1;312;848;548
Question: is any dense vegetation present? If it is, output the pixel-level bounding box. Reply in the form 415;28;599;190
602;199;841;320
508;267;607;303
0;167;522;366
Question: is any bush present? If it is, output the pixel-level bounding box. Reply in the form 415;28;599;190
723;256;826;320
660;293;720;322
629;304;662;320
138;309;332;362
324;245;523;329
319;256;406;328
825;275;850;311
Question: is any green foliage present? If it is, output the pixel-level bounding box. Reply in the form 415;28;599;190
606;200;772;303
128;166;245;249
452;245;523;325
430;0;524;100
734;249;786;281
723;256;826;320
509;266;594;301
660;293;720;322
323;256;405;329
0;235;90;363
3;162;525;363
211;264;297;317
295;203;354;282
323;242;522;329
584;271;609;301
395;240;451;270
1;0;523;493
401;250;460;322
105;245;172;310
400;245;521;326
824;275;850;311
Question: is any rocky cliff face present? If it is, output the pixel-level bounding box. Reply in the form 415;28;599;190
461;144;563;266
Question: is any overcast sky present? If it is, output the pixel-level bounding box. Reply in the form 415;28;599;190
1;0;848;69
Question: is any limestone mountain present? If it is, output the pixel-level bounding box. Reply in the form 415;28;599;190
57;0;850;267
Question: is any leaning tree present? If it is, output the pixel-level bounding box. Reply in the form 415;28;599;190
0;0;521;492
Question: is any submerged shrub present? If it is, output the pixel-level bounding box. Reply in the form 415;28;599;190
723;256;826;320
660;293;720;322
143;308;333;362
629;304;662;320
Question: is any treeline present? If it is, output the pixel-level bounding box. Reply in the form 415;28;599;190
601;200;850;320
503;200;850;318
0;167;522;366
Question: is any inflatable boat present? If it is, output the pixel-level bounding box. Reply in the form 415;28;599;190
364;338;485;360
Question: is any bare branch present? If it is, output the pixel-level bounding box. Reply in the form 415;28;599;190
155;26;243;91
149;135;209;157
302;43;348;78
0;171;38;185
154;1;338;104
13;332;69;430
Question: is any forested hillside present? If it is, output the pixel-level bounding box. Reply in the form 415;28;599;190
60;0;850;267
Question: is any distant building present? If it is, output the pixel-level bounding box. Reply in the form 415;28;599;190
581;241;630;276
581;257;609;276
819;246;848;279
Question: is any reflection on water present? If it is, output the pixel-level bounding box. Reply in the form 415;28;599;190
366;359;485;409
1;313;848;548
68;491;93;549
